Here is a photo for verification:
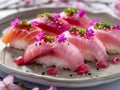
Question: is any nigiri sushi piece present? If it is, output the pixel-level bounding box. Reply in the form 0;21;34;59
60;8;91;29
30;12;71;35
93;22;120;54
64;27;108;68
2;18;42;49
14;33;89;74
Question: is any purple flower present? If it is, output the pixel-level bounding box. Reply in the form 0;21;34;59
52;13;61;19
115;22;120;30
57;34;67;43
86;28;94;38
31;21;39;26
47;86;57;90
35;30;45;42
0;75;22;90
77;9;86;17
10;18;22;26
90;18;100;26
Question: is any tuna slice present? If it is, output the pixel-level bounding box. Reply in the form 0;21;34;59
94;29;120;54
64;31;108;68
15;41;88;71
2;26;42;49
30;13;71;35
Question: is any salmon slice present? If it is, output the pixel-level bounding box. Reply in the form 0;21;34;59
2;26;42;49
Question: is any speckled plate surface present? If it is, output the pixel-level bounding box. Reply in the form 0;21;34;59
0;8;120;87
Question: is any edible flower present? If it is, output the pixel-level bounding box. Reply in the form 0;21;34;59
0;75;22;90
90;18;100;26
115;22;120;30
86;28;94;38
35;30;45;42
52;13;61;19
31;21;39;26
10;18;22;27
77;9;86;17
56;34;67;43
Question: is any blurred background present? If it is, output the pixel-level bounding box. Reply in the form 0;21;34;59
0;0;120;19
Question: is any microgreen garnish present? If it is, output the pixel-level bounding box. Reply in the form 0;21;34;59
69;26;77;32
94;22;111;30
37;13;42;17
78;28;86;34
17;19;31;28
69;26;94;39
44;12;52;18
44;35;52;42
64;8;77;15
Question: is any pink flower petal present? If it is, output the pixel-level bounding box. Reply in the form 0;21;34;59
47;86;57;90
0;81;5;88
32;87;39;90
3;75;14;85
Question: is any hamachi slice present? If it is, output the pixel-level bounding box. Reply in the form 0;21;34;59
2;26;42;49
15;41;88;71
94;29;120;54
60;9;91;29
30;13;71;35
64;31;108;68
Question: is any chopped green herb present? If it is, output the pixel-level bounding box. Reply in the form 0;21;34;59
104;24;110;28
64;8;77;15
69;27;77;32
44;35;52;40
37;13;42;17
78;28;86;34
44;12;52;18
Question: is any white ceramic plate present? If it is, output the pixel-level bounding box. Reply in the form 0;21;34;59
0;7;120;87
